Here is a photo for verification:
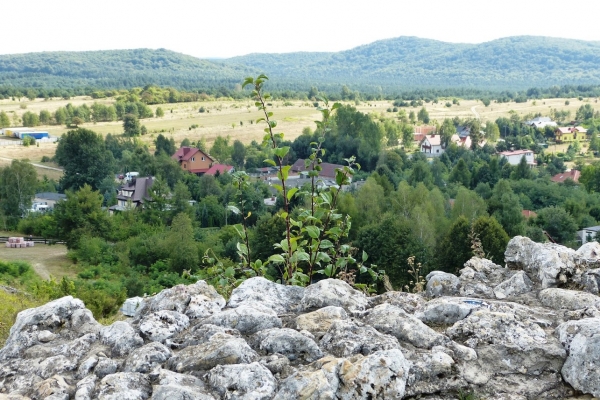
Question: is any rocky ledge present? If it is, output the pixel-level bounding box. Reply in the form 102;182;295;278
2;236;600;399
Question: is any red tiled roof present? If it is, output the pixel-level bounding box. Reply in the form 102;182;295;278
551;170;580;183
189;168;210;174
205;164;234;176
171;146;214;162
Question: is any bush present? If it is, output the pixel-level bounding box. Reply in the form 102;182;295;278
22;136;35;146
199;106;206;113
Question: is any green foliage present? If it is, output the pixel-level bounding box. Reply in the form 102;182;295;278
155;107;165;117
0;160;37;228
55;128;115;191
154;134;176;156
123;114;141;136
534;206;578;244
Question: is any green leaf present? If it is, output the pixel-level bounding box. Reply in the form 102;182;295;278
324;265;333;277
263;158;276;167
305;225;320;239
287;187;298;201
273;146;290;159
227;205;240;215
359;266;367;274
242;77;254;88
362;251;368;262
224;266;235;278
268;254;285;263
290;251;310;263
319;240;334;249
237;242;249;256
278;165;291;181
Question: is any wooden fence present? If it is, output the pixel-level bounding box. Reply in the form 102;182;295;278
0;236;66;245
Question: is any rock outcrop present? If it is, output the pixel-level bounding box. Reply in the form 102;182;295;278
2;237;600;399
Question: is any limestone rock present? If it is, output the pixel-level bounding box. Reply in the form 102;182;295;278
227;277;305;313
139;280;225;318
493;271;534;299
273;356;344;400
199;303;282;335
368;291;426;314
139;310;189;343
170;323;241;350
96;372;151;400
100;321;144;357
505;236;581;288
560;321;600;397
123;342;172;373
94;357;119;378
555;317;600;353
415;297;488;325
150;369;216;400
75;374;97;400
0;296;88;360
404;350;465;397
33;375;74;400
426;271;461;298
295;306;348;339
539;288;600;310
365;303;445;348
320;319;400;357
252;328;323;362
301;279;368;313
167;333;258;372
582;268;600;294
206;362;277;400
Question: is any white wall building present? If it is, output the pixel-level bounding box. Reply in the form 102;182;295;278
499;150;535;166
420;134;444;156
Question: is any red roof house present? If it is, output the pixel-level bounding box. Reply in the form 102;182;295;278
171;147;215;174
205;164;234;176
551;170;580;183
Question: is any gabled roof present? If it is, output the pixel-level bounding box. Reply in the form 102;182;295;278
35;192;66;201
291;159;344;179
421;135;441;146
205;164;234;176
118;177;154;203
171;146;214;162
556;126;587;134
522;210;537;219
551;169;580;183
499;150;533;157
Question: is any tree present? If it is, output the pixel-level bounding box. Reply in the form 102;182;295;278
439;119;456;148
53;185;112;249
55;128;115;191
439;216;472;272
473;216;510;263
39;110;52;125
449;159;471;187
0;160;37;228
155;107;165;117
468;120;483;150
231;140;246;169
210;136;232;163
534;206;578;244
451;187;488;221
154;134;176;156
417;107;430;123
0;111;10;128
167;213;199;273
123;114;141;136
576;104;594;121
22;111;39;127
511;156;532;180
409;110;416;124
485;122;500;143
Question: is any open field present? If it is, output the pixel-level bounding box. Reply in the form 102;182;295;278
0;241;75;280
0;95;597;165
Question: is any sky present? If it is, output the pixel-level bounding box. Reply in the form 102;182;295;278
3;0;600;59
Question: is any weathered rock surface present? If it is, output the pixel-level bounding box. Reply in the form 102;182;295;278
5;239;600;399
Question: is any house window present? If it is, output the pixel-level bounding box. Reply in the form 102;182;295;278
202;156;205;161
184;163;187;168
191;157;195;162
436;149;439;153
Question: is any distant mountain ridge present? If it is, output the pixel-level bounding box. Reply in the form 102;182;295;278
1;36;600;92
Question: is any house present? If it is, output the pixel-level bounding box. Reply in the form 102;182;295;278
577;225;600;244
205;164;234;176
108;176;155;213
551;169;581;183
521;210;537;219
498;150;535;166
171;147;215;175
450;134;472;149
290;159;346;180
33;192;66;209
420;134;444;156
525;117;557;129
555;126;587;143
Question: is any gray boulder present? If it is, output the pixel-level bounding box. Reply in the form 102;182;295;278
206;362;277;400
415;297;488;325
33;375;74;400
404;350;466;397
493;271;534;299
559;319;600;397
539;288;600;310
96;372;151;400
365;303;446;348
252;328;323;362
75;374;97;400
582;268;600;294
505;236;581;288
199;303;282;335
150;369;216;400
426;271;460;298
100;321;144;358
171;324;241;350
320;319;400;357
300;279;368;313
368;291;426;314
167;333;258;372
227;277;305;313
295;306;348;339
139;310;189;343
139;280;225;318
123;342;172;373
94;358;119;378
0;296;90;360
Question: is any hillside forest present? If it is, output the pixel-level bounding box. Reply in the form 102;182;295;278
2;75;600;328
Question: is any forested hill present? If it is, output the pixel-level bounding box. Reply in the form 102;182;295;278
223;36;600;90
1;36;600;92
0;48;258;90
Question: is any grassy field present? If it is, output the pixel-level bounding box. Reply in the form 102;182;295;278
0;95;597;168
0;231;75;280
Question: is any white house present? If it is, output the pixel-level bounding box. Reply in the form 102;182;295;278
499;150;535;166
577;226;600;244
420;134;444;156
525;117;557;129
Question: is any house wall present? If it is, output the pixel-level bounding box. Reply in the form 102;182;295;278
504;152;534;166
182;151;212;172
